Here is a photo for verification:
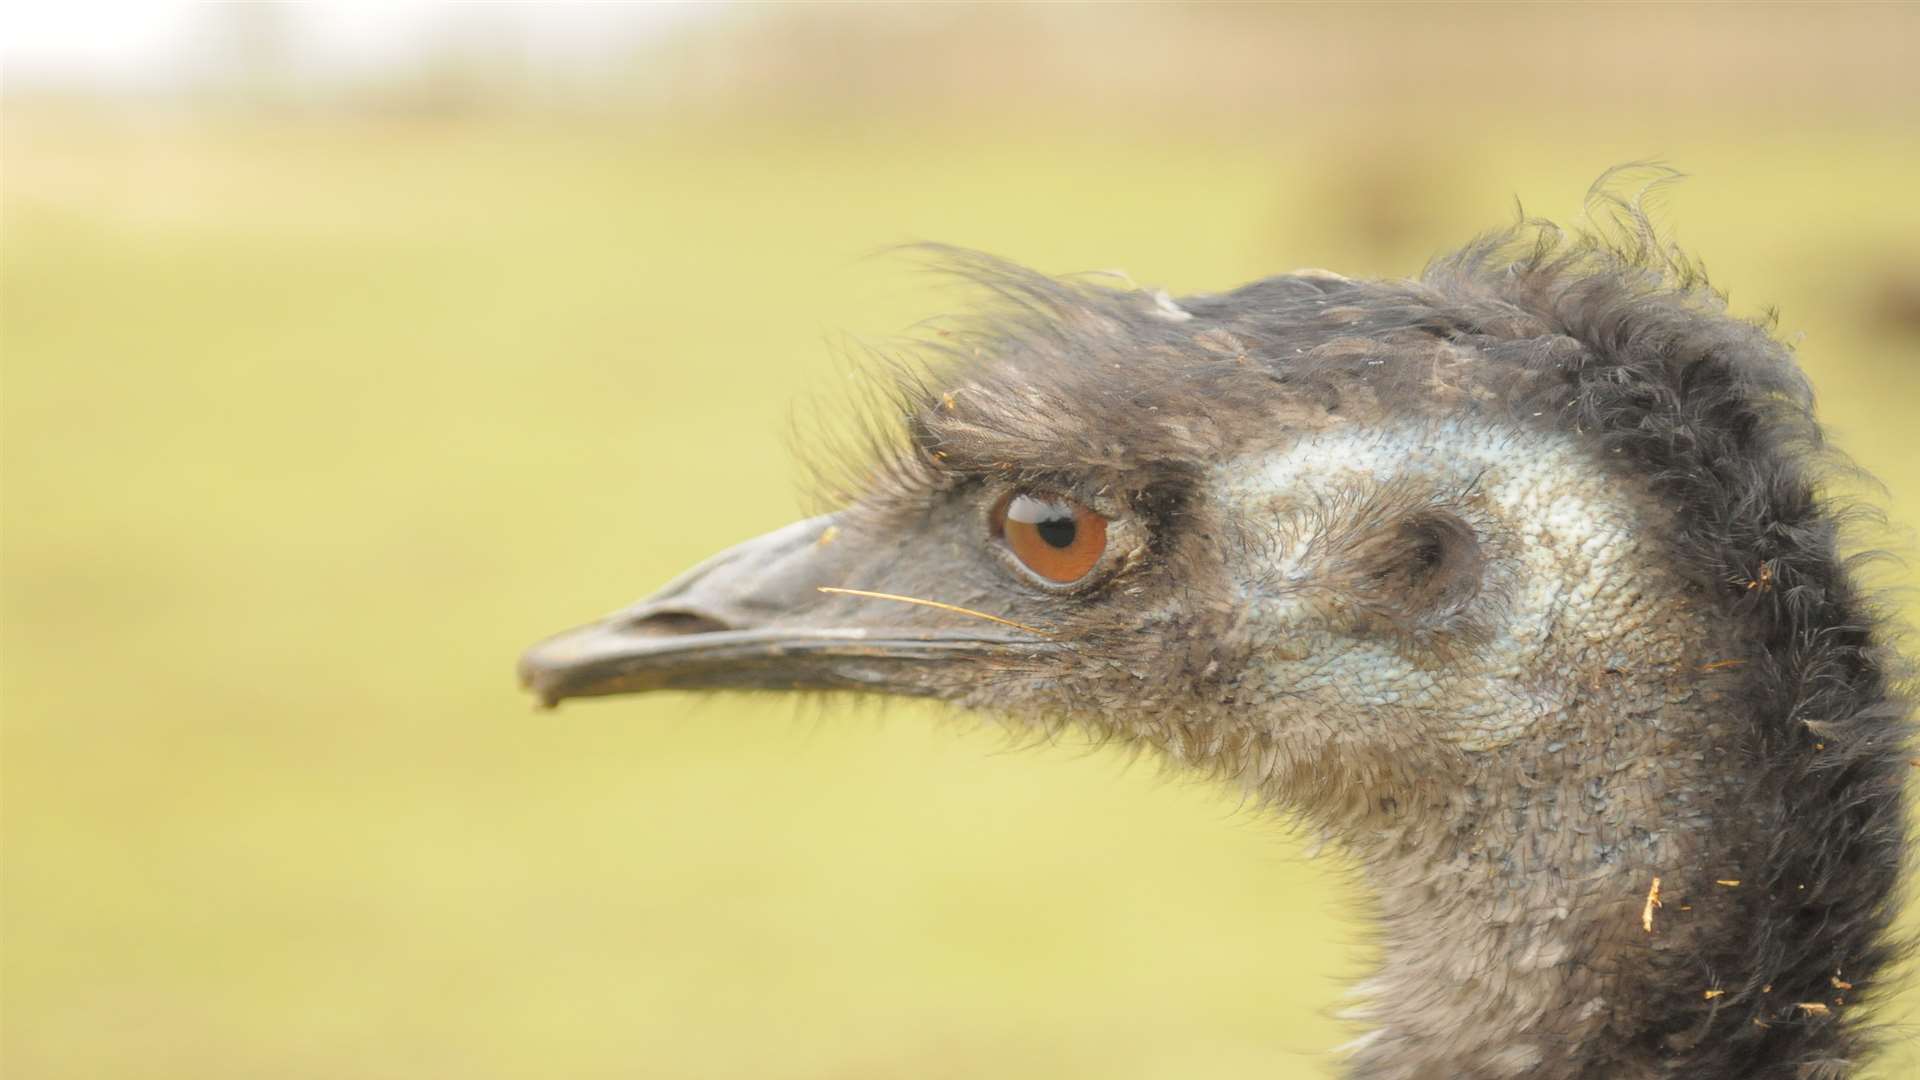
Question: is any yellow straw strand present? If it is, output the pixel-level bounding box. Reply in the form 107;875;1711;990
816;587;1052;637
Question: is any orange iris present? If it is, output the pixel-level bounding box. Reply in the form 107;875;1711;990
992;493;1108;584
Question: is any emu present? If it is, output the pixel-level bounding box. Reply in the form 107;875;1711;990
519;214;1912;1079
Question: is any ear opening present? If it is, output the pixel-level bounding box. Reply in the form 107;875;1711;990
1347;509;1485;628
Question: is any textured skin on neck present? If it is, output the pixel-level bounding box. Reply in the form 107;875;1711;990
1339;703;1744;1079
1213;419;1710;753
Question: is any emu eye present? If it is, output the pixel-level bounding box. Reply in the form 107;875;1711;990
991;492;1108;584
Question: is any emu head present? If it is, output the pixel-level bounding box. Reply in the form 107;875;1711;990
519;233;1909;1079
520;248;1728;808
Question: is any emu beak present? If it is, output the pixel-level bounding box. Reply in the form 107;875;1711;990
518;515;1046;707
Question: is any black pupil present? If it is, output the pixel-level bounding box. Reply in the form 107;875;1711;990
1035;514;1077;548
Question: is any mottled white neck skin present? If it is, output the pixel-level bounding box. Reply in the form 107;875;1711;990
1214;418;1689;753
1206;421;1740;1078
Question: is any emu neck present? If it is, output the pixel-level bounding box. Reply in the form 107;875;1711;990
1324;686;1748;1079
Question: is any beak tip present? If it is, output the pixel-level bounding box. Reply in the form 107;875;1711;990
516;648;564;710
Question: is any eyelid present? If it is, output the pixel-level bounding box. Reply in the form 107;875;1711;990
1005;494;1074;523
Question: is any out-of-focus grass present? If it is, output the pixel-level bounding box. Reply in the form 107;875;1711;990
4;110;1919;1079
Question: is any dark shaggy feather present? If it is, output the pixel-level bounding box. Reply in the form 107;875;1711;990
1420;223;1915;1078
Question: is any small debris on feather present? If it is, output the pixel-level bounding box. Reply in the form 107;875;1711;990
1715;879;1742;887
1150;289;1194;322
1796;1002;1831;1016
1288;267;1351;283
816;525;840;547
1832;975;1854;990
1703;989;1725;1000
1642;876;1662;933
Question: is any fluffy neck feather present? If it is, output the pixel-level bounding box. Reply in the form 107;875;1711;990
1324;684;1748;1079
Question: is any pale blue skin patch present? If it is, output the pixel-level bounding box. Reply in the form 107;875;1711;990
1208;419;1677;752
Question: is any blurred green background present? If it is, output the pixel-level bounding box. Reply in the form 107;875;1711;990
5;5;1919;1078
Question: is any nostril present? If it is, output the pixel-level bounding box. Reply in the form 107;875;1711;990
627;610;732;636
